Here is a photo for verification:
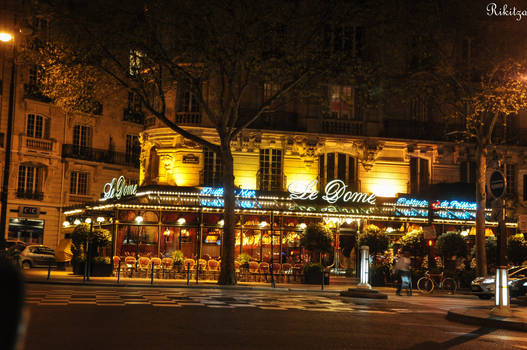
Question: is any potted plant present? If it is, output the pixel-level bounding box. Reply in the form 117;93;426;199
437;231;467;272
71;224;113;276
90;256;113;276
299;223;333;284
170;250;184;272
359;225;389;286
237;253;251;268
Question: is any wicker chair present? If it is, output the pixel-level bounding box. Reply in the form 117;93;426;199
150;257;162;278
207;259;220;279
161;258;174;278
137;257;151;278
258;262;270;282
124;256;137;277
248;261;260;281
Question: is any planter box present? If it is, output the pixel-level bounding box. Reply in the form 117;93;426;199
90;263;113;277
72;261;86;275
304;271;330;285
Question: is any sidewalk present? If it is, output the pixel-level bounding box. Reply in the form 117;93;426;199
23;268;354;294
447;306;527;332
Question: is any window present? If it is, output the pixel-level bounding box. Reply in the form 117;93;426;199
264;82;279;101
325;25;364;56
318;153;357;190
203;149;223;186
17;165;43;199
329;85;357;120
410;157;430;194
27;114;50;139
28;65;42;90
128;92;142;112
70;171;88;195
459;161;477;184
178;80;200;113
259;149;283;191
505;163;516;195
126;135;140;165
410;97;428;122
73;125;92;152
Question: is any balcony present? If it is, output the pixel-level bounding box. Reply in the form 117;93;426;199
16;190;44;200
382;119;449;141
175;112;202;125
321;119;363;135
62;144;140;168
123;109;145;124
23;136;53;152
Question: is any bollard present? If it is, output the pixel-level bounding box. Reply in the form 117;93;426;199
357;246;372;289
321;269;325;291
151;262;155;285
47;262;51;280
195;263;199;284
186;262;190;286
117;260;121;284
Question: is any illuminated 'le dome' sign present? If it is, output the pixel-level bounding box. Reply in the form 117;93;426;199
289;180;376;205
102;176;137;200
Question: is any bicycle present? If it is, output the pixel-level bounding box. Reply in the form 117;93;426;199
416;270;457;294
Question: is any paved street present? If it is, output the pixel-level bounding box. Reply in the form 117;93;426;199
23;284;527;350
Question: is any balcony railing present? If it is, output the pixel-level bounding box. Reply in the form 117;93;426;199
123;109;145;124
321;119;363;135
256;170;286;192
175;112;202;125
16;190;44;200
382;119;449;141
62;144;140;168
24;136;53;152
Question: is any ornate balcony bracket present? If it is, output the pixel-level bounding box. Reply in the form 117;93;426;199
353;140;384;171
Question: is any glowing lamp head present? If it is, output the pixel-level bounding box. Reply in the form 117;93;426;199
96;217;105;223
298;223;307;230
218;219;224;226
259;220;268;228
135;216;144;223
177;217;186;225
62;221;70;228
85;218;92;224
163;229;171;237
74;219;81;225
0;32;13;42
427;240;434;247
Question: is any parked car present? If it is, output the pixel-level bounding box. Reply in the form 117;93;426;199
471;266;527;299
19;245;56;269
5;239;27;251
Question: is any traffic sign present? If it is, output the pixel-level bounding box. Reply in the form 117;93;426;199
487;169;506;199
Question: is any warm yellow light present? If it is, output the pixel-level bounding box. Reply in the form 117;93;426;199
298;223;307;230
367;180;404;197
96;216;105;223
74;219;81;225
85;218;92;224
0;32;13;42
135;216;144;223
62;221;70;228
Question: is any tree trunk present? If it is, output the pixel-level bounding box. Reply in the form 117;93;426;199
475;145;487;276
218;141;237;285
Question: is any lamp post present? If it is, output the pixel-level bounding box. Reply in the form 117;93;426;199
0;31;15;249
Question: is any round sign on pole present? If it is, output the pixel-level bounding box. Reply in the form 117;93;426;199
487;169;506;200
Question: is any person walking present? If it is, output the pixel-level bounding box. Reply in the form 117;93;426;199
395;251;412;296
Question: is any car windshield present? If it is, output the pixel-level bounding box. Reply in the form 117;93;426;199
38;247;55;255
510;267;527;278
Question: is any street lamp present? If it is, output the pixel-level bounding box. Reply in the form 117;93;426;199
0;31;15;249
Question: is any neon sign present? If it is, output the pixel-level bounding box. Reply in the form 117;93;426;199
200;187;256;198
432;200;477;210
288;180;376;205
102;176;137;200
396;198;428;207
200;199;261;209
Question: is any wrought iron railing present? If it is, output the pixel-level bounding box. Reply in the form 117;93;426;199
62;144;139;168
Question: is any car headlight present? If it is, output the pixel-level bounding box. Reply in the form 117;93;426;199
483;278;495;284
523;282;527;287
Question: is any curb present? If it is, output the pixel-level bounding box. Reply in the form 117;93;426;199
446;310;527;332
24;278;342;294
340;288;388;299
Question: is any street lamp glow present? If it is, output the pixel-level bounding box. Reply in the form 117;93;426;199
85;218;92;224
0;32;13;42
135;216;143;223
62;221;70;228
73;219;81;225
96;216;105;223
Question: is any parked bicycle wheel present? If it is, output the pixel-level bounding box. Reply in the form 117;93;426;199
442;277;457;294
417;276;434;293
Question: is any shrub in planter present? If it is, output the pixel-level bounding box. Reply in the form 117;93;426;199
303;262;329;285
300;223;333;263
508;235;527;266
236;253;251;268
358;225;389;255
170;250;184;271
400;229;427;258
437;232;468;271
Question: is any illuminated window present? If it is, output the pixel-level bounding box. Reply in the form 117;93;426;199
259;149;283;191
410;157;429;194
203;149;223;186
129;49;145;76
318;153;356;190
70;171;88;195
27;114;50;139
263;82;279;101
329;85;357;120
